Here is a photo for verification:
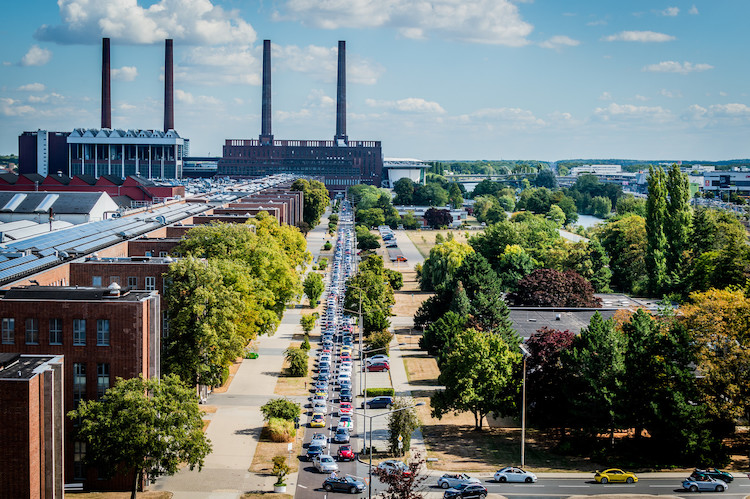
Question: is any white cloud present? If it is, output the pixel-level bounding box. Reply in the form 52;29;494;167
20;45;52;66
111;66;138;81
119;103;137;111
660;89;682;98
276;0;533;46
455;107;546;128
175;89;194;104
18;83;46;91
659;7;679;16
586;19;607;26
598;92;613;101
180;45;259;86
27;93;64;103
602;31;675;42
634;95;649;101
35;0;256;45
689;5;699;15
539;35;580;50
594;102;671;122
275;44;384;85
365;97;445;114
0;98;36;116
684;103;750;123
305;89;335;108
643;61;713;74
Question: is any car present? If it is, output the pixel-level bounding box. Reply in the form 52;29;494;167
340;389;353;402
322;475;366;494
310;413;326;428
314;381;328;391
367;362;390;372
364;396;393;409
438;473;482;489
310;433;328;448
594;469;638;484
339;402;353;415
443;483;488;499
338;415;353;429
314;388;328;398
313;454;340;473
377;460;412;476
312;400;327;413
339;379;352;390
337;444;355;461
367;354;389;364
494;467;537;483
334;427;350;443
312;394;326;403
691;469;734;483
683;475;728;492
306;443;324;461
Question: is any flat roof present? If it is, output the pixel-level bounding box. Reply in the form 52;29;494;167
510;309;618;338
0;285;155;302
0;354;59;380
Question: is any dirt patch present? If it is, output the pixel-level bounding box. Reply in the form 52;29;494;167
391;269;432;318
249;425;305;474
201;405;218;414
405;230;475;259
70;493;172;499
213;357;243;394
241;493;293;499
402;355;440;385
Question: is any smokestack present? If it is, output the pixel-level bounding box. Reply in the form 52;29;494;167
335;40;347;144
164;39;174;132
101;38;111;129
259;39;273;145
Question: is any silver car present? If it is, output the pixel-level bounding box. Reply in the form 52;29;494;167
313;454;340;473
682;476;728;492
438;473;481;489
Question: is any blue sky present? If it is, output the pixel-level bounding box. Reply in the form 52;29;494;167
1;0;748;161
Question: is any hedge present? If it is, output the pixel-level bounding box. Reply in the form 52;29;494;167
269;417;296;442
365;388;395;397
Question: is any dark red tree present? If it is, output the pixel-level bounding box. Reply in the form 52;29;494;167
508;268;602;307
424;208;453;229
372;452;428;499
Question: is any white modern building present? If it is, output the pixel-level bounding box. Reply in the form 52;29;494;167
0;191;119;225
570;164;622;176
382;158;430;188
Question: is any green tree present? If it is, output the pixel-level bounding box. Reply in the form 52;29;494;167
496;194;516;213
303;272;324;305
299;314;316;335
645;165;668;295
431;329;521;429
292;178;330;227
285;347;308;377
454;252;514;335
366;329;394;354
385;268;404;290
344;255;395;335
393;178;415;205
495;244;537;292
418;240;474;291
260;398;302;421
357;207;386;228
596;214;647;293
616;195;646;216
546;204;566;226
401;211;420;229
387;397;421;456
419;311;467;357
534;168;558;189
664;164;692;290
69;374;211;499
414;183;449;206
448;183;464;209
589;196;612;218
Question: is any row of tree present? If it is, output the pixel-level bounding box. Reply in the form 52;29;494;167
393;177;463;208
291;178;330;232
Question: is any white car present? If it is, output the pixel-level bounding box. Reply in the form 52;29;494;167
312;400;327;413
366;355;389;365
313;454;339;473
377;460;410;475
310;433;328;449
494;467;537;483
337;373;351;384
437;473;481;489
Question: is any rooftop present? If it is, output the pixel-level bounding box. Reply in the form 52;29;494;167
0;353;61;380
0;285;156;302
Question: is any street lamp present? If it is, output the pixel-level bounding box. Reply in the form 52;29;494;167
353;401;425;499
518;342;531;468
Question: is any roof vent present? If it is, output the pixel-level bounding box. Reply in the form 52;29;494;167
107;281;121;297
2;193;27;212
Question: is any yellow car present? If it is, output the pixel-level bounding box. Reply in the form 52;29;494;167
594;469;638;484
340;347;352;355
310;413;326;428
315;388;328;398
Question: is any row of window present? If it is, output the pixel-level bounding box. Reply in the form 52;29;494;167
91;275;156;290
1;318;110;346
73;362;110;403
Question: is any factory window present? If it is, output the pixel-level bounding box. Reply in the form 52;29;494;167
97;363;110;399
25;318;39;344
145;276;156;291
92;276;102;286
74;441;86;480
1;318;14;344
73;362;86;408
49;318;63;345
97;319;110;346
128;276;138;288
73;319;86;346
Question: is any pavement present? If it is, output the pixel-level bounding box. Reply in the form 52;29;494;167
393;229;426;266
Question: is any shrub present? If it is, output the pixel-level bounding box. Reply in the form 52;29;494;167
323;241;332;251
366;330;394;355
365;387;395;397
318;257;328;270
268;417;295;443
285;347;308;377
261;398;302;421
272;455;290;485
301;334;311;351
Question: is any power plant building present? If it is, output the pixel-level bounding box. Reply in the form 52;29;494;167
218;40;383;192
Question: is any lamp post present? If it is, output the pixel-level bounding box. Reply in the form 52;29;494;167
353;401;425;499
519;342;531;468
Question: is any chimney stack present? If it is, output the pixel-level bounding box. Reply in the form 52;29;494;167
259;40;273;145
101;38;111;129
335;41;347;144
164;39;174;132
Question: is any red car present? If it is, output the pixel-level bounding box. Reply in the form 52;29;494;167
337;444;355;461
367;362;390;372
339;402;353;415
340;354;352;362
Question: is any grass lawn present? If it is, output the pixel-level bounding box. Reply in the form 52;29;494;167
404;229;475;258
274;340;314;397
249;425;305;474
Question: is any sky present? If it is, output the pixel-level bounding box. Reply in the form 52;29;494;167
0;0;749;161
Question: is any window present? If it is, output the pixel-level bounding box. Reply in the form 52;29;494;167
49;318;62;345
73;362;86;407
159;251;168;257
25;318;39;344
145;276;156;291
97;363;110;399
2;318;15;344
73;319;86;346
92;276;102;286
127;276;137;288
97;319;110;346
162;312;169;339
74;441;86;479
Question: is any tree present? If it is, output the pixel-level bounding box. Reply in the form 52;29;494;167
424;207;453;228
401;211;420;229
344;255;395;335
496;194;516;213
473;195;504;224
300;314;316;334
525;328;575;431
260;398;302;421
387;397;421;456
688;209;750;291
373;453;429;499
419;311;467;357
385;268;404;290
292;178;330;227
596;214;647;294
448;183;464;209
69;374;211;499
357;207;386;228
508;269;601;308
453;252;513;335
559;241;612;293
432;329;521;429
356;225;381;250
393;178;416;205
616;195;646;216
534;168;558;189
272;455;290;486
414;183;449;206
419;240;474;291
546;204;566;226
589;196;612;218
285;347;308;377
303;272;324;305
495;245;537;292
366;330;394;355
645;165;668;295
664;164;692;290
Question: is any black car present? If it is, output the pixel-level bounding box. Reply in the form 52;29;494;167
444;483;488;499
340;389;353;402
334;427;350;443
692;468;734;483
364;396;393;409
306;444;324;461
323;476;366;494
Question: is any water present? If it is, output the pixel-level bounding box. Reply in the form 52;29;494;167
574;214;605;228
